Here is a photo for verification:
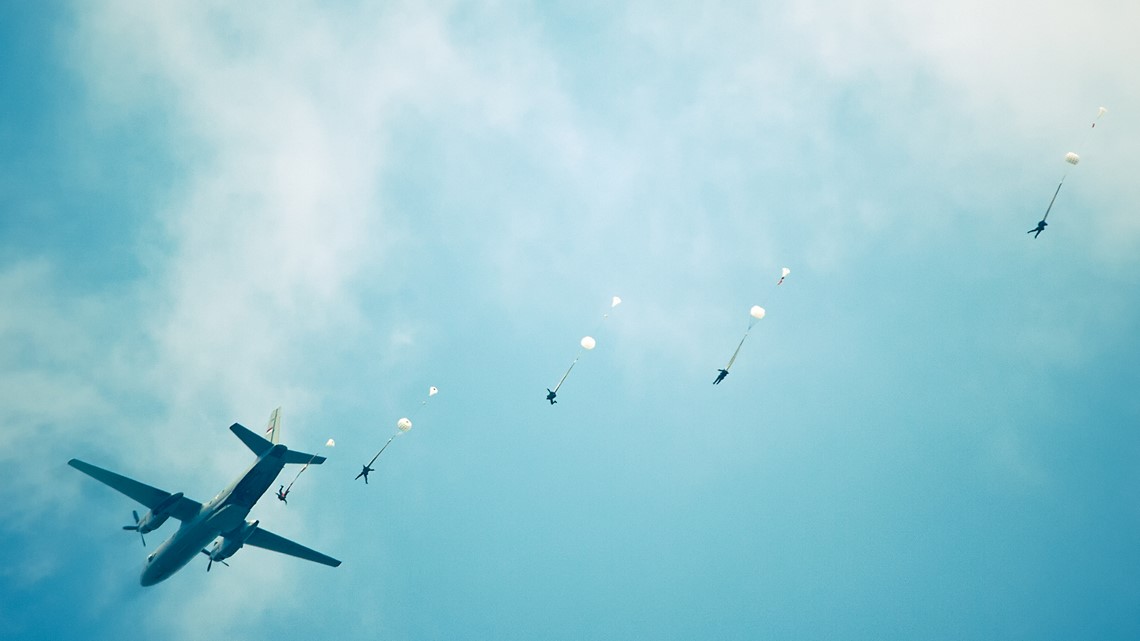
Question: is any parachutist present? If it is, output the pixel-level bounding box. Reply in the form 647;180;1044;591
276;485;289;504
713;369;729;385
1027;109;1108;235
355;464;374;484
546;389;558;405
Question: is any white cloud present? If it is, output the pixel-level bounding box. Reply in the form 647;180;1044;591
54;1;598;634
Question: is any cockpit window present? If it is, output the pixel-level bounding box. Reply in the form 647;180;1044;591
147;552;156;563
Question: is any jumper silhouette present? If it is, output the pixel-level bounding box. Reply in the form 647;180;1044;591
355;465;374;484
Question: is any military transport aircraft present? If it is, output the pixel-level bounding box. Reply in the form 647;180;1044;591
69;408;341;585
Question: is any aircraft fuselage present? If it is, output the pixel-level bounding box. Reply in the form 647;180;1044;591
140;444;288;585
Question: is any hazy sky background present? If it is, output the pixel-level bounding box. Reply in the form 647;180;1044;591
2;1;1139;639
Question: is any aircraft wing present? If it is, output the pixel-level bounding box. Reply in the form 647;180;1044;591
245;526;341;567
68;459;202;522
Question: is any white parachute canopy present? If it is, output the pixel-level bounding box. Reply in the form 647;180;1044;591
781;267;791;278
1098;107;1108;117
611;296;622;308
397;417;412;432
428;386;439;397
580;335;597;350
750;305;766;320
1065;152;1080;165
325;438;335;447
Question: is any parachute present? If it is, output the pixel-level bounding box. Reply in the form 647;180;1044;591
547;296;622;404
715;269;788;385
725;304;767;371
325;439;336;447
1029;107;1107;236
358;386;439;482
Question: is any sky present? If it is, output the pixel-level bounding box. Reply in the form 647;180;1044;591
2;1;1139;639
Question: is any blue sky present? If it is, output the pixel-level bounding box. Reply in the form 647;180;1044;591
2;1;1139;639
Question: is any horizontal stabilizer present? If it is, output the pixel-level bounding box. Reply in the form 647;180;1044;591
245;526;340;567
284;450;325;465
230;423;273;457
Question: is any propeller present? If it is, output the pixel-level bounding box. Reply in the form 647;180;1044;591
122;510;145;546
199;549;229;572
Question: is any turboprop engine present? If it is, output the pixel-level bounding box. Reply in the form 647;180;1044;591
202;519;259;571
123;492;185;546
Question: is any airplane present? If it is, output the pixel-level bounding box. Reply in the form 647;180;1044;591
68;408;341;585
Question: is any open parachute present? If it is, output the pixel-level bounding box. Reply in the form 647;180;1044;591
714;269;788;385
546;296;621;405
1028;107;1107;238
356;386;439;484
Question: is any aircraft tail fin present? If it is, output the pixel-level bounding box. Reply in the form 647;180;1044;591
284;449;326;465
230;423;273;457
263;407;282;444
234;410;324;464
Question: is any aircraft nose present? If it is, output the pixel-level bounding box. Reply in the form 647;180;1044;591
140;566;161;586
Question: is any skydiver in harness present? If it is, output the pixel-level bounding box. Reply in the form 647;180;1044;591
355;464;374;484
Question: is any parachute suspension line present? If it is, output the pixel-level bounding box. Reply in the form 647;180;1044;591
364;386;434;471
366;434;397;468
1041;175;1066;222
547;296;619;401
1032;107;1106;231
283;452;320;494
552;354;580;394
717;270;787;378
727;312;764;371
725;332;750;371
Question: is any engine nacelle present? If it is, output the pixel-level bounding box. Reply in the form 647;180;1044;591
136;492;185;533
206;519;259;563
